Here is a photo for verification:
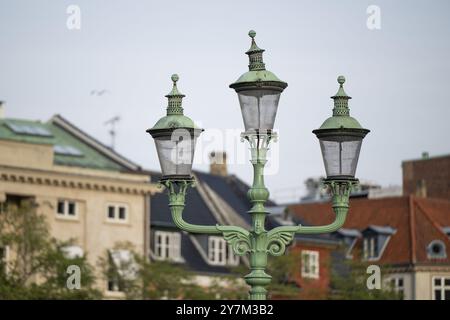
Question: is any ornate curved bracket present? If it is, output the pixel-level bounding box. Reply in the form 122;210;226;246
217;225;251;256
326;179;357;208
265;180;357;256
163;179;221;234
162;179;254;242
266;228;296;256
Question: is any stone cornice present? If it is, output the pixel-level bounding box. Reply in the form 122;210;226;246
383;263;450;273
0;165;157;195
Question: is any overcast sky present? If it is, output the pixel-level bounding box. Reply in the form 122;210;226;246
1;0;449;203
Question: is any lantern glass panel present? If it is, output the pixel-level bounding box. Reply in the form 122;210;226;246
319;135;363;178
154;129;197;178
237;89;281;131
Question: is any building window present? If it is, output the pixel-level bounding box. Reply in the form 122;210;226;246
0;246;9;274
208;236;239;266
107;249;138;293
301;250;319;279
106;203;128;222
154;231;181;261
56;199;77;218
427;240;447;259
389;277;404;298
432;276;450;300
363;236;378;259
107;274;123;292
61;245;84;259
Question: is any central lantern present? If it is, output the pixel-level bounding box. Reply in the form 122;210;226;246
229;30;287;133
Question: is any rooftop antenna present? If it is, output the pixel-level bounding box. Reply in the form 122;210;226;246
104;116;120;150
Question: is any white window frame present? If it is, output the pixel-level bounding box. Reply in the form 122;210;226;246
427;240;447;259
106;203;129;223
369;237;376;257
56;199;78;219
106;249;138;293
432;276;450;300
301;250;319;279
208;236;239;266
389;277;405;297
154;231;181;261
363;236;382;260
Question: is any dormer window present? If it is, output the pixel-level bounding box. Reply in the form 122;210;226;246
334;228;361;259
442;227;450;237
208;236;239;266
427;240;447;259
362;225;396;261
363;236;378;259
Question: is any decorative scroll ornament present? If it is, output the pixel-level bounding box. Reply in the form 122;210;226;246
216;225;251;256
266;230;295;256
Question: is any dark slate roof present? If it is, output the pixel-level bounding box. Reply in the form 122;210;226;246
195;171;277;226
151;186;219;227
180;233;233;275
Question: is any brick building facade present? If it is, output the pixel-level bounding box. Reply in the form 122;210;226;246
402;154;450;200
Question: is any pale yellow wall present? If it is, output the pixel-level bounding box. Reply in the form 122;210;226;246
0;179;147;293
0;139;155;295
0;140;53;170
384;272;414;300
414;270;450;300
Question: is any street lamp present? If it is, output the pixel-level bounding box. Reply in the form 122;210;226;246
147;31;370;300
313;75;369;180
147;74;203;181
229;30;287;132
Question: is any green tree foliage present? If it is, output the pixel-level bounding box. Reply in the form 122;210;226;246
330;255;402;300
101;242;247;300
266;252;302;299
0;200;101;299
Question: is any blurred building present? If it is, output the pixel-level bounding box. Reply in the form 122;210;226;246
289;152;450;300
150;152;340;299
403;152;450;200
0;113;156;297
289;196;450;300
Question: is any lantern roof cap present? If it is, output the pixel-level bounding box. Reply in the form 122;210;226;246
165;74;185;99
229;30;287;91
314;76;370;134
147;74;202;134
331;76;351;99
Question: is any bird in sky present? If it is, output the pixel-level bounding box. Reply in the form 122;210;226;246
90;89;109;96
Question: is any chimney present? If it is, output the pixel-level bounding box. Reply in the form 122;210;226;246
422;151;429;159
0;101;4;119
416;179;427;198
209;151;227;177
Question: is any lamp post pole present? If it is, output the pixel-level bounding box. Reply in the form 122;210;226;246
147;31;369;300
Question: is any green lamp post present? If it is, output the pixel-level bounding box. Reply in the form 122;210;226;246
147;31;369;300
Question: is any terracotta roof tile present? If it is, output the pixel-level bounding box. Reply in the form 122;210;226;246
289;196;450;266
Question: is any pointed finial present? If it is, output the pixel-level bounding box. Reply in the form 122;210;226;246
246;30;265;71
166;74;185;115
331;75;351;116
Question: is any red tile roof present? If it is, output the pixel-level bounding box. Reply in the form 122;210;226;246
289;196;450;265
